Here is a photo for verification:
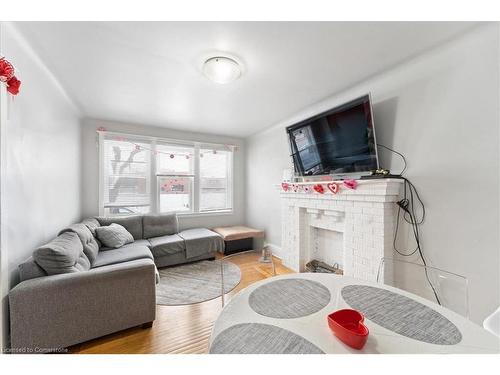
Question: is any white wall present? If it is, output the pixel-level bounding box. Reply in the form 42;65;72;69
81;119;246;230
0;23;82;348
246;23;500;324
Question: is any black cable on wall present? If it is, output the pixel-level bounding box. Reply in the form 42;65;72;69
376;144;441;305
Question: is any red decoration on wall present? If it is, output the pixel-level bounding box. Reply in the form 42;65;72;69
313;184;325;194
281;182;290;192
1;58;21;96
327;182;340;194
292;184;300;192
6;76;21;95
0;58;15;82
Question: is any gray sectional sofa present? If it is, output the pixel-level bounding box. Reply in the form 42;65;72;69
9;213;224;352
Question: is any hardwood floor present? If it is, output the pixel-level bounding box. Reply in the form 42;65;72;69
70;253;293;354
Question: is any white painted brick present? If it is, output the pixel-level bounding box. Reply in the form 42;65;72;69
278;180;401;280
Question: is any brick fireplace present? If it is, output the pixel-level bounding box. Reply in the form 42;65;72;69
279;179;403;281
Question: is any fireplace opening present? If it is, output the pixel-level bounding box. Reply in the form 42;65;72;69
307;226;344;274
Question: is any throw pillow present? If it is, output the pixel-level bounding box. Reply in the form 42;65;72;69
95;223;134;248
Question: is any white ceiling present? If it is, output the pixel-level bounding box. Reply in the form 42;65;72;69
15;22;476;137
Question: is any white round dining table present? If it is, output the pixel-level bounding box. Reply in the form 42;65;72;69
209;273;500;354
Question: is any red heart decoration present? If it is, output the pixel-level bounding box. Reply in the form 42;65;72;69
343;179;358;190
281;182;289;192
313;184;325;194
327;182;340;194
327;309;369;350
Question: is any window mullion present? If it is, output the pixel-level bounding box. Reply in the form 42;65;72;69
193;144;200;213
98;131;105;216
228;149;233;210
151;139;158;214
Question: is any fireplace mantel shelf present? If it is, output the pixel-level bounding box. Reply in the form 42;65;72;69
276;178;404;186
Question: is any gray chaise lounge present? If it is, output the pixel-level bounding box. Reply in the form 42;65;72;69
9;213;224;352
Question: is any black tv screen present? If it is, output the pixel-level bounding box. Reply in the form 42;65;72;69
286;94;379;176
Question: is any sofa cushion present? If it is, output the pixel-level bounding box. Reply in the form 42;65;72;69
59;223;100;265
93;244;154;268
33;232;91;275
149;234;185;258
212;226;265;241
18;257;47;282
81;217;102;248
143;213;178;239
95;223;134;249
81;218;100;237
178;228;224;259
96;215;143;240
100;239;151;252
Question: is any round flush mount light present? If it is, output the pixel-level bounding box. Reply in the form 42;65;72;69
203;56;242;84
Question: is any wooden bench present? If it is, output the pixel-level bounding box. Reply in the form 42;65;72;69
212;226;265;255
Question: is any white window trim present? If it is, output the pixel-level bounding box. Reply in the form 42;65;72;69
98;130;234;217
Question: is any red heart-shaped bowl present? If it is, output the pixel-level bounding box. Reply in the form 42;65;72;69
327;309;369;350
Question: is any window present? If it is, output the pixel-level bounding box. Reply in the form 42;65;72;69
200;148;232;212
156;143;194;213
99;132;233;216
101;135;152;216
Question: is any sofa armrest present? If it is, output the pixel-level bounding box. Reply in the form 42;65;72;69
9;258;156;352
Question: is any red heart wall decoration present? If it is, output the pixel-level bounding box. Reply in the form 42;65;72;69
327;182;340;194
313;184;325;194
281;182;290;192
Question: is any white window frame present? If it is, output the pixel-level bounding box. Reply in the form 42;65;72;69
198;143;234;214
99;131;234;217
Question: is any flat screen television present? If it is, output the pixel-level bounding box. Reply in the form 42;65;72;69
286;94;379;177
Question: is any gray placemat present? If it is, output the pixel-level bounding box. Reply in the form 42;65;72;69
209;323;325;354
249;278;331;318
341;285;462;345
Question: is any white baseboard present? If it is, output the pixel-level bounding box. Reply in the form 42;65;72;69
264;242;283;260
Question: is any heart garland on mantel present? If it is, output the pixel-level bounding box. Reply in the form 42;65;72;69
327;182;340;194
281;180;358;194
343;179;358;190
313;184;325;194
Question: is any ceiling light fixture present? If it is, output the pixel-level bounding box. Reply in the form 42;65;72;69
203;56;241;84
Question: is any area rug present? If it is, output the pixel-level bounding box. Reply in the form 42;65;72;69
156;260;241;306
